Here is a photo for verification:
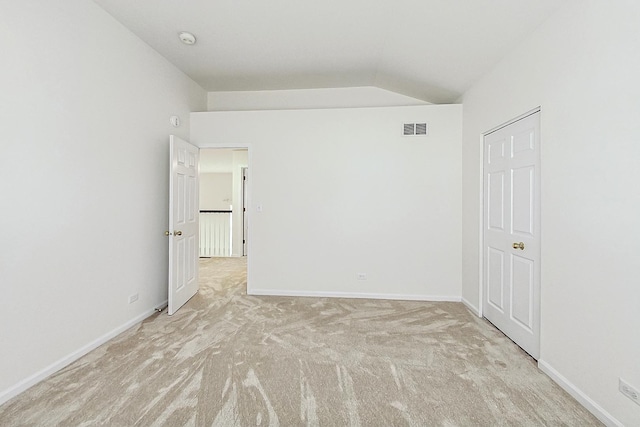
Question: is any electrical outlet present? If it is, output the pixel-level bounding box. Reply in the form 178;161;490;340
128;293;139;304
619;378;640;406
356;273;367;280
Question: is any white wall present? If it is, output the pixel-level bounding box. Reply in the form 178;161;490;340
208;87;429;111
199;149;235;173
460;0;640;425
200;173;233;211
192;105;462;300
0;0;206;403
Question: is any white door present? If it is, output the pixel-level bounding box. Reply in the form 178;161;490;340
483;111;541;359
168;135;199;315
242;167;248;256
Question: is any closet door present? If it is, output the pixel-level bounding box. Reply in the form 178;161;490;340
483;111;540;359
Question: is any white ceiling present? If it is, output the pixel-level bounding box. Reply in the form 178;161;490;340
93;0;564;103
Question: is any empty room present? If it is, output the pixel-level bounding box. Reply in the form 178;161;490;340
1;0;638;426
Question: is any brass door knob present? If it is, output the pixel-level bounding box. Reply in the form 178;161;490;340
512;242;525;250
164;231;172;236
175;231;183;236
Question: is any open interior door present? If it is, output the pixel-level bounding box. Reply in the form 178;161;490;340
168;135;199;315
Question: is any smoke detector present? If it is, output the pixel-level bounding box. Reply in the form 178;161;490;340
178;32;196;45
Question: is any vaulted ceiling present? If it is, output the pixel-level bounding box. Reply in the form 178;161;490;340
93;0;564;103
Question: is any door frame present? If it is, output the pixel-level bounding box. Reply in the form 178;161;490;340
478;107;541;322
241;167;248;256
198;142;253;292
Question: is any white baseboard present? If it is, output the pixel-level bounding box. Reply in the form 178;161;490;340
538;360;622;427
461;297;480;316
247;288;461;302
0;301;166;406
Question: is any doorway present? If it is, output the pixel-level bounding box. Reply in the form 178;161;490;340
168;142;250;315
482;110;541;359
199;148;249;258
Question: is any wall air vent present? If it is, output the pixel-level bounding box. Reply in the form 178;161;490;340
403;123;415;136
403;123;428;136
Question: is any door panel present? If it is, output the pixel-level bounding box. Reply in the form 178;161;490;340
168;135;199;315
511;254;534;330
511;166;534;236
483;111;540;359
512;128;535;154
488;172;505;230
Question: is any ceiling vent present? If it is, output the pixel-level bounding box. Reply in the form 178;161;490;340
403;123;428;136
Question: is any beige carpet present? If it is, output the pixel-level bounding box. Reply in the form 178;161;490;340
0;257;600;426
